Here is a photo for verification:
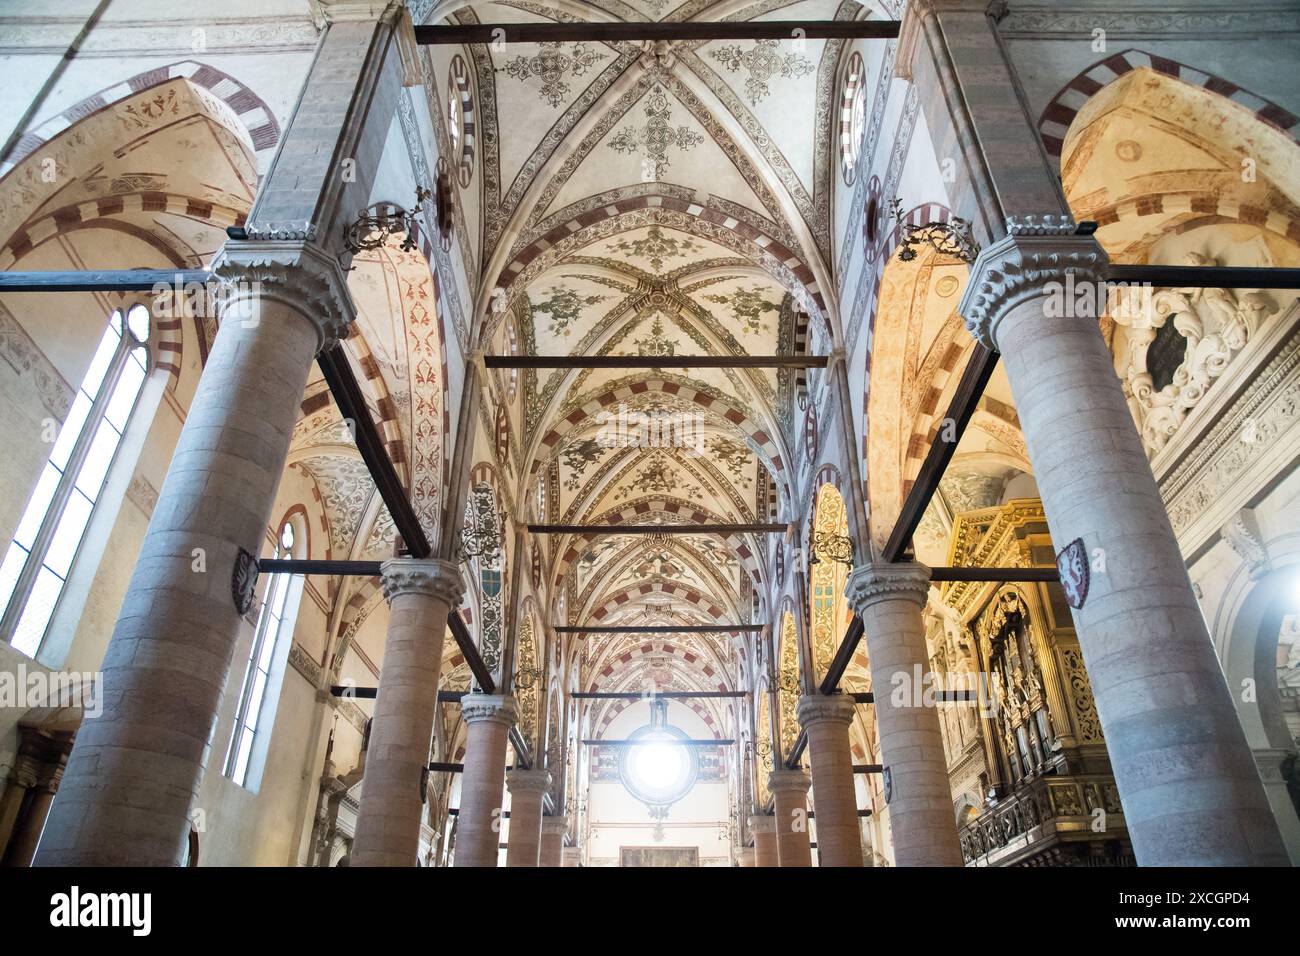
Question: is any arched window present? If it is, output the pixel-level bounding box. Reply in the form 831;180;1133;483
224;519;303;788
0;305;150;657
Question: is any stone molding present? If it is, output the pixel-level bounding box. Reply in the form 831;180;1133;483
210;240;357;352
505;768;552;795
846;561;932;614
460;693;519;728
797;692;856;728
768;768;811;795
380;558;464;606
541;814;569;835
747;813;776;832
958;229;1109;351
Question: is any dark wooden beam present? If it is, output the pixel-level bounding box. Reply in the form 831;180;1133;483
930;566;1059;582
818;616;864;695
260;559;383;576
582;738;735;746
572;690;747;699
484;355;828;369
0;268;209;292
429;762;464;774
415;20;900;45
448;610;496;695
529;523;786;535
317;345;431;558
853;764;885;774
883;345;999;562
1106;264;1300;290
557;624;763;634
328;686;465;702
785;729;807;769
849;692;875;704
509;726;533;770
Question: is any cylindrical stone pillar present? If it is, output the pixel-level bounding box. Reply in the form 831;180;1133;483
847;561;962;866
539;814;566;867
561;845;582;867
749;813;778;866
351;559;464;866
35;247;352;866
454;694;517;867
798;693;863;866
960;228;1288;866
769;769;812;867
736;847;756;867
504;768;549;866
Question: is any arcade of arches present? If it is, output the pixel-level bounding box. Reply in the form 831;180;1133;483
0;0;1297;868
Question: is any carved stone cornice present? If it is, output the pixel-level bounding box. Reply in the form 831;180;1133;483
380;558;464;606
846;561;932;614
797;692;856;728
747;813;775;832
460;693;519;728
958;226;1109;351
505;767;551;795
541;814;569;835
210;240;356;352
767;768;811;795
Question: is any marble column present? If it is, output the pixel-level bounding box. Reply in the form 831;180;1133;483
35;245;353;866
539;814;567;867
351;559;463;866
847;561;962;866
561;845;582;867
504;768;549;867
454;694;517;867
749;813;778;866
959;225;1288;866
769;769;812;867
736;847;756;867
798;693;863;867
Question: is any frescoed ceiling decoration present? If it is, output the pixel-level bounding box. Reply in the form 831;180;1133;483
417;0;880;714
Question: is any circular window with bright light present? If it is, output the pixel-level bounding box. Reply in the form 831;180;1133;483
619;713;698;811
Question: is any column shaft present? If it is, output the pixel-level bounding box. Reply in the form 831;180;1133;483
504;769;548;867
961;232;1289;866
539;815;566;867
36;271;343;866
561;845;582;867
769;770;812;867
848;562;962;866
799;694;863;866
454;695;516;867
351;560;463;866
749;814;778;867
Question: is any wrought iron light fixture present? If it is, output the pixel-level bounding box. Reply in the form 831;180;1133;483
343;186;432;255
890;197;979;263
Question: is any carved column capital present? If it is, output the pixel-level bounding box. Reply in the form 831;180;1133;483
747;813;776;833
846;561;932;614
768;768;811;796
958;224;1109;351
541;814;569;835
797;692;856;728
210;240;357;352
460;693;519;728
380;558;464;606
505;767;551;795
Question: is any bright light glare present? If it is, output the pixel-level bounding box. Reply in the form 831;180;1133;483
631;740;684;787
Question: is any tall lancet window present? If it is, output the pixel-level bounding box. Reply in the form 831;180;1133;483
224;519;303;788
0;305;150;657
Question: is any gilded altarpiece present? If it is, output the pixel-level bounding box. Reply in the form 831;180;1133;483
936;500;1133;866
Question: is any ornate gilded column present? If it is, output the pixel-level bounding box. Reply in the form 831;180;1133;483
539;814;566;867
504;768;549;866
798;693;863;866
35;245;353;867
959;224;1288;865
454;694;517;867
847;561;962;866
768;769;812;867
351;559;463;866
748;812;778;866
